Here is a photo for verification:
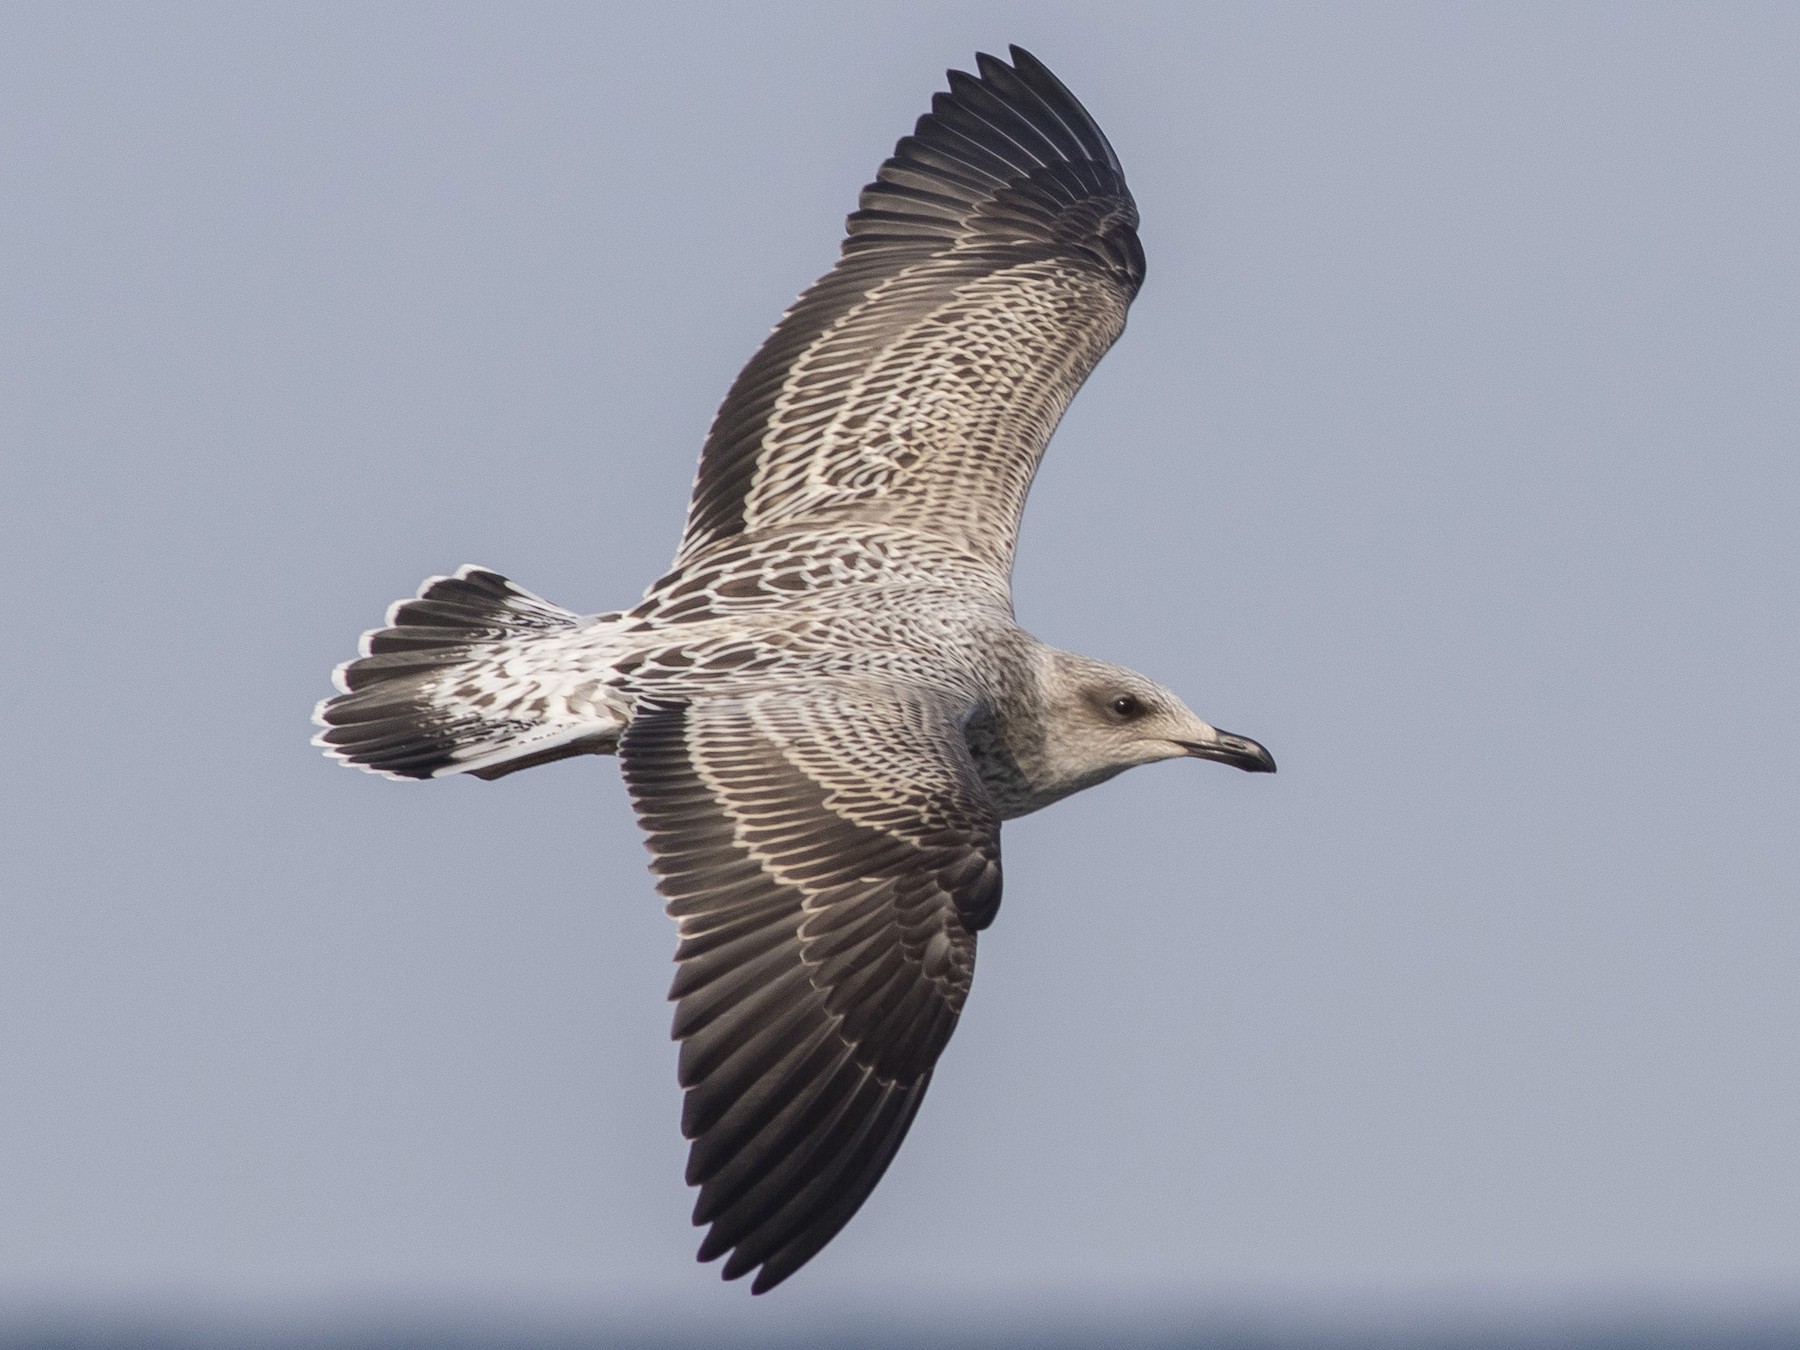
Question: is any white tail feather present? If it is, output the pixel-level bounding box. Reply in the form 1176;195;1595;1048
313;565;632;781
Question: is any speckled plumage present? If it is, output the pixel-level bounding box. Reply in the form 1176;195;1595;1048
314;47;1273;1294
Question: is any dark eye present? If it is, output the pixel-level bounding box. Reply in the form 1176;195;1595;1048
1109;694;1142;719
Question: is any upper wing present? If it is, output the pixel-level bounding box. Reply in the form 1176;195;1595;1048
618;689;1002;1293
674;46;1144;580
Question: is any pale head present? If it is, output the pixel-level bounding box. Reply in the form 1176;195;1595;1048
1022;649;1275;808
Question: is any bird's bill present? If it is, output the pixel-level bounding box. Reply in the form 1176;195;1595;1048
1178;728;1277;774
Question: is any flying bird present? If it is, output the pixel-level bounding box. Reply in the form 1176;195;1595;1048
315;45;1274;1293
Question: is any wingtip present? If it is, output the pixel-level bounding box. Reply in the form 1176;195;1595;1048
692;1237;787;1295
748;1265;789;1295
1007;43;1045;75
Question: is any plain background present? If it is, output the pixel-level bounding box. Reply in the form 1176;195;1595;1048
4;2;1797;1342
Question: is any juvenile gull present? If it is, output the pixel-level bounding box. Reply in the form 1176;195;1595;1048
314;46;1274;1293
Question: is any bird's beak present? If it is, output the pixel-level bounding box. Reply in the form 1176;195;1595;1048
1178;727;1277;774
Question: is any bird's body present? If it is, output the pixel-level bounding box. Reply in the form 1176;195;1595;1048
315;47;1272;1293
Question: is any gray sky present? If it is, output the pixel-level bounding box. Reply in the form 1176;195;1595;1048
5;1;1798;1339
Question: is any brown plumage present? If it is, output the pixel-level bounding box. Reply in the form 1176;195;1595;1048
315;47;1273;1293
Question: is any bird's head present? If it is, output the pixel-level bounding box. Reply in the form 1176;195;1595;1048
1036;651;1276;789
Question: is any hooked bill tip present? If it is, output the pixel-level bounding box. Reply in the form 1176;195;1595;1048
1182;729;1276;774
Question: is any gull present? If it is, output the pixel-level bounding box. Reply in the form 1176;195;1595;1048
314;45;1274;1293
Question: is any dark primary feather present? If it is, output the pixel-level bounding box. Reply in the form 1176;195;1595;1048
619;693;1002;1292
675;46;1143;576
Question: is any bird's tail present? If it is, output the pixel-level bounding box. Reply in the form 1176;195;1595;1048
313;565;631;781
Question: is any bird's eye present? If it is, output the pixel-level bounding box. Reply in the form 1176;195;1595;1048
1109;694;1142;719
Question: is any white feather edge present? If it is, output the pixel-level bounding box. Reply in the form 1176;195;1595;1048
311;562;598;781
